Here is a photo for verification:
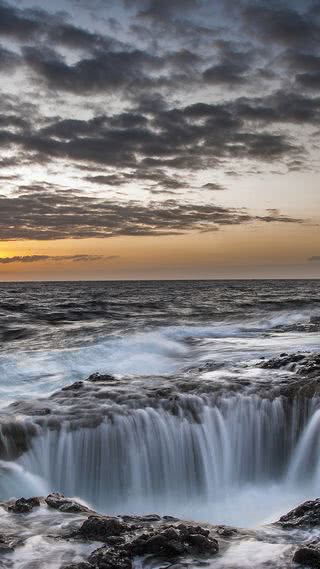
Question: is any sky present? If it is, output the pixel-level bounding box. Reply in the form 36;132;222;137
0;0;319;280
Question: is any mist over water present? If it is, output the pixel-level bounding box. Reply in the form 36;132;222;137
1;279;320;561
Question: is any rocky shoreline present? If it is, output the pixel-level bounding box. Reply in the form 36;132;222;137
1;493;320;568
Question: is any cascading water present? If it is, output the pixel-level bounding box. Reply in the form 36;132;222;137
1;394;318;527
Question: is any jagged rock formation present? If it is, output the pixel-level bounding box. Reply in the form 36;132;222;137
2;494;320;568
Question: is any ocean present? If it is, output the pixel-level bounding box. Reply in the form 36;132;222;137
0;280;320;567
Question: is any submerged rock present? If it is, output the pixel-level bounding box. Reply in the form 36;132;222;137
278;499;320;528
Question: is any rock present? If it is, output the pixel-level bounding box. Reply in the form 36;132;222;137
130;524;218;559
45;493;88;513
122;513;161;523
259;352;306;370
0;532;24;552
62;382;84;391
0;534;15;553
176;524;210;538
8;497;40;513
89;546;131;569
140;514;162;522
187;533;219;554
293;541;320;567
278;499;320;528
259;352;320;378
216;525;238;537
87;373;116;383
79;516;129;541
131;532;185;556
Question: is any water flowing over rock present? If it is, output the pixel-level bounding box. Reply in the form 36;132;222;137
1;359;320;525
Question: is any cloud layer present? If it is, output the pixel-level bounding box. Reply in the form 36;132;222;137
0;254;119;263
0;186;302;240
0;0;318;244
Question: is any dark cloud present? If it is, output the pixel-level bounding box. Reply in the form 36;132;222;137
296;72;320;90
0;187;303;241
0;45;20;70
203;41;253;85
0;1;42;41
242;3;320;47
23;45;168;94
0;254;118;264
232;92;320;124
0;92;304;180
0;0;119;51
127;0;200;22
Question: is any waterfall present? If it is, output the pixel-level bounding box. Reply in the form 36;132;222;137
1;394;319;526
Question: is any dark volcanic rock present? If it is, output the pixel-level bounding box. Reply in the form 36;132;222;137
77;517;218;567
293;541;320;567
8;497;40;513
89;546;131;569
87;373;116;383
62;381;84;391
278;499;320;528
259;352;307;371
79;516;129;541
130;524;218;558
45;493;89;513
259;352;320;377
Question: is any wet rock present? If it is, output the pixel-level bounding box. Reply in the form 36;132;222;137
293;541;320;567
130;524;218;558
79;516;129;541
87;373;116;383
8;497;40;513
88;546;131;569
187;533;219;554
0;532;24;552
186;361;225;373
0;534;15;553
278;499;320;528
121;513;160;524
130;531;185;556
216;525;238;537
259;352;306;371
62;381;84;391
259;352;320;378
45;493;88;513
